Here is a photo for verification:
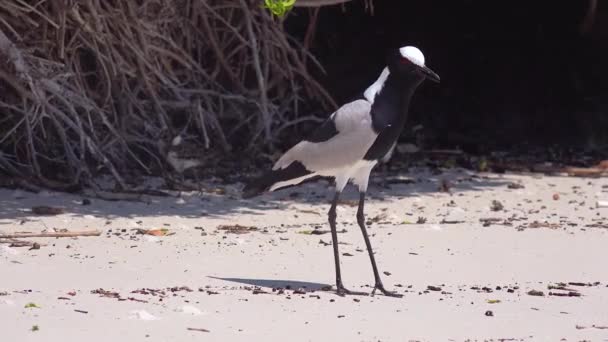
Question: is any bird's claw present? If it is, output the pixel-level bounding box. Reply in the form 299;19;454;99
371;283;403;298
335;285;368;297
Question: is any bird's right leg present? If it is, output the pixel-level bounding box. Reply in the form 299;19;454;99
356;192;402;298
328;191;367;296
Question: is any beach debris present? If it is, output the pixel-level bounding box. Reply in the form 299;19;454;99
440;219;465;224
187;327;210;333
585;223;608;229
549;291;581;297
576;324;608;330
296;209;321;216
0;238;42;248
217;224;258;234
134;228;173;236
548;283;578;291
507;182;525;189
299;229;343;235
564;160;608;177
527;290;545;296
490;200;504;211
568;281;600;287
31;206;64;215
527;221;560;229
91;288;121;299
479;217;503;227
368;212;390;224
0;230;102;239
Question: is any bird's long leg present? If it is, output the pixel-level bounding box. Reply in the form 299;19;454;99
328;191;367;296
356;191;403;298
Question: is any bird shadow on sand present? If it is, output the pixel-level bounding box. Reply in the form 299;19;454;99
208;276;330;291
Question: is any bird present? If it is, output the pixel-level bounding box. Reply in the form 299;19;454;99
242;45;440;297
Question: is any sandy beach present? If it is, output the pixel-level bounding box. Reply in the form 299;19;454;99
1;168;608;341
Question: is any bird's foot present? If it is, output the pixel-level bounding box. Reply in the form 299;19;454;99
371;283;403;298
335;284;368;297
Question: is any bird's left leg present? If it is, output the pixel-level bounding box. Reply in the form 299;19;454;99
329;191;367;297
357;191;403;298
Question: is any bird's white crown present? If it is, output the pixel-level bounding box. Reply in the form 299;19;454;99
399;46;425;67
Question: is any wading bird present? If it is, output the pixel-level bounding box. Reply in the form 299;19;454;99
243;46;440;297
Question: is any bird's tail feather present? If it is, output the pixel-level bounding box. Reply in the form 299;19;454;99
242;161;313;199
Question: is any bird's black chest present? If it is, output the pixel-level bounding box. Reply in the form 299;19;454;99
363;127;401;160
363;86;413;161
363;117;403;161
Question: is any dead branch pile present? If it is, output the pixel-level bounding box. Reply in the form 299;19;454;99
0;0;334;191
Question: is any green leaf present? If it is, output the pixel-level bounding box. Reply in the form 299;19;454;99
25;302;40;309
263;0;296;18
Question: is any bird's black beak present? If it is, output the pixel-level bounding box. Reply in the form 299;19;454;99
420;65;440;83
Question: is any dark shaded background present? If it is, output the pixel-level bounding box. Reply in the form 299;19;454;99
285;0;608;153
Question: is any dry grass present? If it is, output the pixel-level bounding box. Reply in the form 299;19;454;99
0;0;335;192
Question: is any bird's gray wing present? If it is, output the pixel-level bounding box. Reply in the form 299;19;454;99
273;99;378;173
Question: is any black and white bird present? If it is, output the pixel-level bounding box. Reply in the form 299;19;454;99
243;46;440;297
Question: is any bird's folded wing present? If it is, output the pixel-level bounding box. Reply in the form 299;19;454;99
273;99;378;172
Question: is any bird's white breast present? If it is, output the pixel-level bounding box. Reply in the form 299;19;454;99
364;67;390;103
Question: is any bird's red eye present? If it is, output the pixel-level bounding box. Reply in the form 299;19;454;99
399;57;412;65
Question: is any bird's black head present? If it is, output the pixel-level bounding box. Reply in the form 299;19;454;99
387;46;440;84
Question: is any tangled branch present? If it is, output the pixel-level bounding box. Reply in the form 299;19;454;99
0;0;335;191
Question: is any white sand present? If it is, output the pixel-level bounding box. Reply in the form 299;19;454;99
1;169;608;341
